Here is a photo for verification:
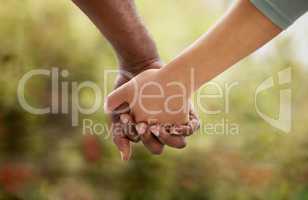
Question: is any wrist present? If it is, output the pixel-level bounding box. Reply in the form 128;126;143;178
156;66;193;100
119;57;162;76
158;62;194;97
114;57;162;89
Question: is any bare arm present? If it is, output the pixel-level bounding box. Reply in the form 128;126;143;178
160;0;282;92
72;0;194;160
72;0;163;160
105;0;283;125
72;0;160;71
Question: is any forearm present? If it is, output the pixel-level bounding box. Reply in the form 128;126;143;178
160;0;282;94
72;0;160;71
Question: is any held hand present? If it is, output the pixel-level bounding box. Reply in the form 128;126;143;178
106;69;191;126
110;64;199;161
111;64;189;160
110;64;164;160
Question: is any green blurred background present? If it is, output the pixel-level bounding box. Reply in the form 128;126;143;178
1;0;308;199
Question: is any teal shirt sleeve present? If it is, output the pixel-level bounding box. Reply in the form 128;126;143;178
250;0;308;29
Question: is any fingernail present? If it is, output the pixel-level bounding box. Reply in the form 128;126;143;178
170;127;181;135
171;130;181;135
136;123;147;135
120;114;130;124
103;100;109;113
104;97;112;113
120;151;129;161
120;151;124;160
150;125;160;137
190;119;200;130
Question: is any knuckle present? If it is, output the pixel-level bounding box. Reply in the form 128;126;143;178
150;147;164;155
173;139;187;149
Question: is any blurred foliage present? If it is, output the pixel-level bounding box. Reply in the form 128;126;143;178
1;0;308;199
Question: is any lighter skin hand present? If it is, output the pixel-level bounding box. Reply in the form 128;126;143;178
105;68;191;126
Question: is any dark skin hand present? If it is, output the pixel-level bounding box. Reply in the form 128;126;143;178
72;0;199;160
112;62;200;159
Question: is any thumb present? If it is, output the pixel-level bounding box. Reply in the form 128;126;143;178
104;84;130;113
113;134;132;161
